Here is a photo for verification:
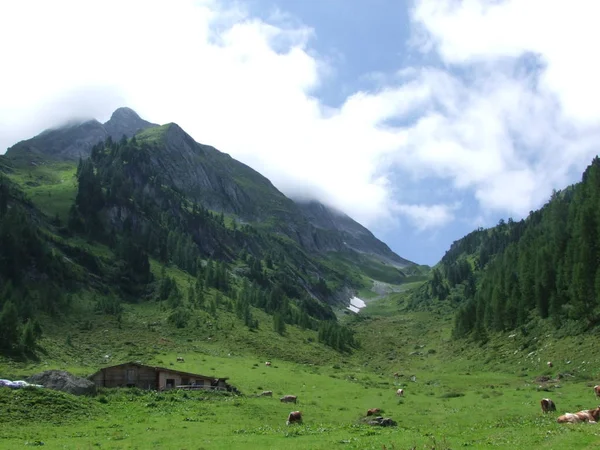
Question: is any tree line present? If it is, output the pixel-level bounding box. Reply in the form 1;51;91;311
422;157;600;340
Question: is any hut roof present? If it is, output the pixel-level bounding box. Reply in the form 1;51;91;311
89;361;229;381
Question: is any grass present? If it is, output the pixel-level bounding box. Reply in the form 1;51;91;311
4;283;600;449
3;157;77;222
135;124;170;144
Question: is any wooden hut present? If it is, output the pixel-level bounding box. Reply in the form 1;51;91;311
89;362;229;391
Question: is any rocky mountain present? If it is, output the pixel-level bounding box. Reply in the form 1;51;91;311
4;108;415;271
5;107;157;161
2;108;419;292
296;200;414;268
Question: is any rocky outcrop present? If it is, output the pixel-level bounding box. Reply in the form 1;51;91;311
296;200;415;268
104;107;157;141
26;370;96;396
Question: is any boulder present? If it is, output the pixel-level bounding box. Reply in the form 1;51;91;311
26;370;96;396
367;416;397;427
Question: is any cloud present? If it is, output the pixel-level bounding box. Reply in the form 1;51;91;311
1;0;600;236
396;0;600;218
412;0;600;126
394;202;458;231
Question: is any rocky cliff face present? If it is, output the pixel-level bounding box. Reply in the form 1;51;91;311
296;200;415;268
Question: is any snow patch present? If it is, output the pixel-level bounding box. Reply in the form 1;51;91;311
347;296;366;313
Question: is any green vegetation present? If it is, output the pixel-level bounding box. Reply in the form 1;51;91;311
2;287;600;449
414;157;600;343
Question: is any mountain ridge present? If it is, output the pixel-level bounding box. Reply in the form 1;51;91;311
4;108;417;274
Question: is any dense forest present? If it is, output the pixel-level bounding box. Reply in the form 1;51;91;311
420;156;600;340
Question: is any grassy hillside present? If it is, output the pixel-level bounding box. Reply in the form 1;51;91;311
0;156;77;223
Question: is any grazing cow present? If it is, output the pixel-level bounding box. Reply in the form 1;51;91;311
259;390;273;397
280;395;298;404
396;388;404;396
594;385;600;398
265;361;271;366
541;398;556;413
547;361;553;368
557;407;600;424
366;408;381;416
176;356;184;362
286;411;302;425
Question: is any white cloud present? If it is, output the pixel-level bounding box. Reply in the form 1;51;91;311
396;0;600;219
1;0;600;236
395;203;458;230
412;0;600;126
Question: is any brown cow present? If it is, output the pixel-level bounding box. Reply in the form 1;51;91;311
541;398;556;413
547;361;553;368
557;407;600;424
286;411;302;425
366;408;381;416
396;388;404;396
594;385;600;398
280;395;298;404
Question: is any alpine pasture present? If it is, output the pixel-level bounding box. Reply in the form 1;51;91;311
3;293;600;449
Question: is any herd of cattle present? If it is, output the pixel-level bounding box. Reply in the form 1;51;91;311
541;382;600;424
262;362;401;426
265;361;600;426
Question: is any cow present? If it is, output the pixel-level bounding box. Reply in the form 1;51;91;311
547;361;553;368
594;385;600;398
280;395;298;404
541;398;556;413
396;388;404;396
265;361;271;366
366;408;381;416
557;407;600;424
259;390;273;397
176;356;184;362
286;411;302;425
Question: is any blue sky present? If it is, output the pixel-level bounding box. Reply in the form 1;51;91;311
1;0;599;266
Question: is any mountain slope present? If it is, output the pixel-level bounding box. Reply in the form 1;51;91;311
413;156;600;340
296;200;414;268
5;107;157;161
3;108;418;286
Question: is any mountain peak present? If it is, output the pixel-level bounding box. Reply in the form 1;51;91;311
108;107;142;122
103;107;158;140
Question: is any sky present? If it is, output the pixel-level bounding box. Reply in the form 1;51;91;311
1;0;600;266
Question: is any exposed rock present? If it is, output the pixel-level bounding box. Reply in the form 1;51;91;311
5;107;157;160
366;416;397;427
104;107;158;140
26;370;96;396
296;200;415;268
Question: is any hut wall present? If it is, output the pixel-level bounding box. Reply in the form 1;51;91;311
94;364;157;389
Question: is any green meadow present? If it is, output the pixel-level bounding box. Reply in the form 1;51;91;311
3;290;600;449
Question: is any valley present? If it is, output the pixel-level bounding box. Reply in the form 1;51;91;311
2;291;600;449
2;109;600;449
